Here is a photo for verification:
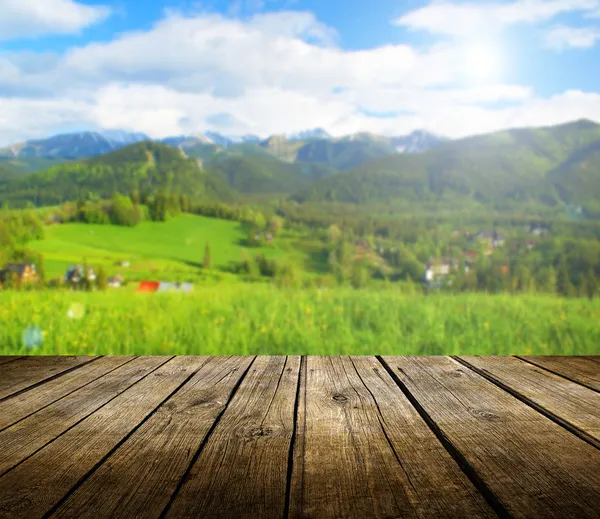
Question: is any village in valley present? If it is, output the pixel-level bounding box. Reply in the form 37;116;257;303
0;213;551;293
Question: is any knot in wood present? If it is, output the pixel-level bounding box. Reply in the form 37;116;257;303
470;408;501;421
245;426;273;440
332;394;348;402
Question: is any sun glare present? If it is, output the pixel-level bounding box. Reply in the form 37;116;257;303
461;42;503;83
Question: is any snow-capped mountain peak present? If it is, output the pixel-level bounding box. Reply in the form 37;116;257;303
389;130;447;154
288;128;331;141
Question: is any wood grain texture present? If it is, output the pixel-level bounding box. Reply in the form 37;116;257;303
0;357;22;367
520;356;600;391
165;356;299;519
289;356;495;518
0;356;153;475
0;355;599;519
459;356;600;446
351;356;495;517
0;356;134;431
292;356;480;519
382;356;600;519
50;356;253;519
0;356;94;400
0;356;205;519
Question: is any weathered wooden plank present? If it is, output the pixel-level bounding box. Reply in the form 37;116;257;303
354;356;494;517
0;357;22;367
164;356;299;519
381;356;600;519
0;356;135;431
0;356;161;475
290;356;493;519
289;356;495;518
0;356;206;519
50;356;254;519
585;356;600;364
0;356;95;400
520;356;600;392
459;356;600;447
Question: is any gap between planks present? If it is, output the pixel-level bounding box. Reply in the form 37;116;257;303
454;356;600;450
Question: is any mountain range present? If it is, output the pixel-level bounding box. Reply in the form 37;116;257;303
0;128;446;169
292;119;600;212
0;119;599;216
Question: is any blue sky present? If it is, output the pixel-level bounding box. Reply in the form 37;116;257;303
1;0;600;145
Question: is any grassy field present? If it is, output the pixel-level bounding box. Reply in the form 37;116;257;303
29;214;300;280
1;286;599;356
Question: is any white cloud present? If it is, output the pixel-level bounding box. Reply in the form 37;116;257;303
0;0;111;41
0;9;599;146
395;0;599;38
545;24;600;48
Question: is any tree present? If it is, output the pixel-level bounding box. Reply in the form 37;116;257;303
327;224;342;243
129;190;140;205
275;262;301;288
150;192;168;221
247;225;262;247
515;265;532;293
327;250;338;272
96;266;108;291
350;259;370;289
268;215;284;237
203;243;212;269
241;249;250;273
254;212;266;230
537;266;557;294
111;193;142;226
557;255;576;297
180;194;190;213
586;267;598;299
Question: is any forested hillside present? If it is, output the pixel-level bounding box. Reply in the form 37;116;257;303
206;154;336;194
292;120;600;213
0;142;235;207
1;119;600;215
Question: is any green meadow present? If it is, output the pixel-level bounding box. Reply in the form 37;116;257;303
29;214;300;280
1;287;599;356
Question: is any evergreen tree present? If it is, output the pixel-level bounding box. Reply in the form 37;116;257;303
203;243;212;269
586;267;598;299
557;255;575;297
180;194;189;213
241;249;250;273
327;250;338;273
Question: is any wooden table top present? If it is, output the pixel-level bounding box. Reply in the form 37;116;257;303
0;355;599;518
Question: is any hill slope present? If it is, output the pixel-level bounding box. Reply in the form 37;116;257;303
0;142;236;207
292;120;600;209
206;154;336;194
